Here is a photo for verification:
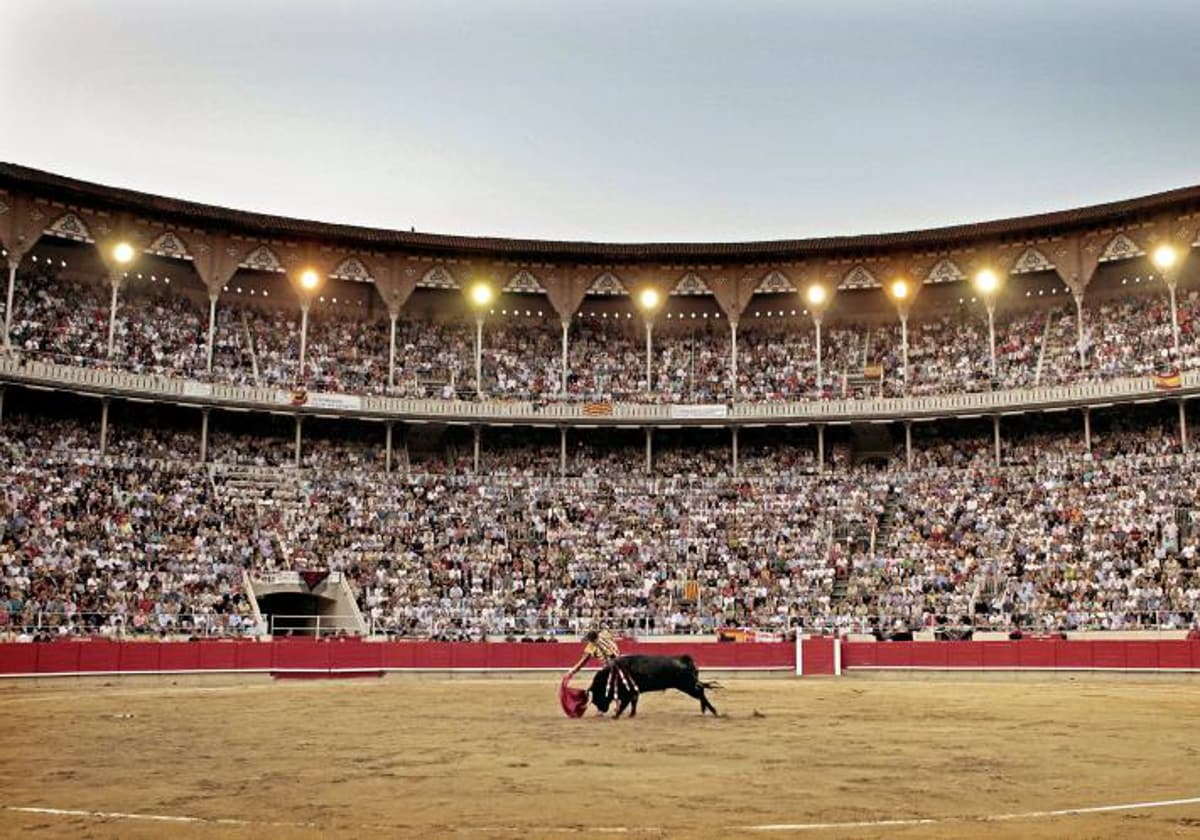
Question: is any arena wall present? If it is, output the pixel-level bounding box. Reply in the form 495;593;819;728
2;638;1199;679
0;639;795;677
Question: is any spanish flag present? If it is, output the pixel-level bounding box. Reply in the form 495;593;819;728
583;402;613;417
862;364;884;380
1153;371;1182;390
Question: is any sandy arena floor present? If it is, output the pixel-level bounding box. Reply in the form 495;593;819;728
1;674;1199;839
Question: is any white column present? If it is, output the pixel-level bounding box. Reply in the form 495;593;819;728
388;314;398;389
899;312;909;387
298;304;310;382
986;304;997;376
729;319;738;398
817;425;825;474
3;263;16;349
107;279;120;358
561;320;569;396
559;426;567;477
385;421;394;473
1083;407;1092;453
644;322;653;392
731;426;739;476
475;316;484;396
99;399;110;457
1168;282;1181;359
294;415;303;468
473;425;481;473
644;427;653;476
905;420;912;470
1073;292;1085;367
199;408;209;463
206;296;218;373
814;317;823;391
1180;400;1189;453
993;415;1001;467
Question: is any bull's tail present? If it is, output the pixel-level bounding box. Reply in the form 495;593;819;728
698;679;722;691
678;655;720;690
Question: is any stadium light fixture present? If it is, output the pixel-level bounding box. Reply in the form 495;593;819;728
105;242;137;359
468;282;495;396
887;277;912;389
973;269;1002;376
469;281;494;308
1152;244;1177;271
805;284;829;391
635;287;662;393
300;269;321;291
1152;244;1182;357
112;242;135;264
973;268;1000;296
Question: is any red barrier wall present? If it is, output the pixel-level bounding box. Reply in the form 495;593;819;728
0;639;795;677
799;636;837;675
841;639;1200;670
3;639;1198;678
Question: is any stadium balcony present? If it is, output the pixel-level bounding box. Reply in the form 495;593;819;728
1;163;1199;453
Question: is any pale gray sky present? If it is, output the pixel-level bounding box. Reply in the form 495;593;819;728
3;0;1197;242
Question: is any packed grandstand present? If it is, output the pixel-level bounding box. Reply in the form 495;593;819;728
1;164;1199;643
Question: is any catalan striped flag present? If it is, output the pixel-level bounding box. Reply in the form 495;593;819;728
1154;371;1182;389
583;402;613;416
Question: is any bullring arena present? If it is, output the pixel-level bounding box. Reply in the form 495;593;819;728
3;669;1200;839
4;160;1200;839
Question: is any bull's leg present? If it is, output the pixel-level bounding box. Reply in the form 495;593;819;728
629;694;638;718
680;684;719;716
614;694;629;719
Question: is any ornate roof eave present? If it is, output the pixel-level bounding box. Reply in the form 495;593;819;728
3;162;1200;264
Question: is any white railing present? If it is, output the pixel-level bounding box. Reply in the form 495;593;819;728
1;611;259;640
4;606;1193;642
0;354;1194;425
267;614;366;638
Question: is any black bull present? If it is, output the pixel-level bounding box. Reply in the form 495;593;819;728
587;654;719;718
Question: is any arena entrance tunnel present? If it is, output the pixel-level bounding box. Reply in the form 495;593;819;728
257;592;330;637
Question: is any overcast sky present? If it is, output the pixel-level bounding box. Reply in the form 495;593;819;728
2;0;1198;243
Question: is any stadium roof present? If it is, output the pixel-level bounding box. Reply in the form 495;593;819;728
3;161;1199;263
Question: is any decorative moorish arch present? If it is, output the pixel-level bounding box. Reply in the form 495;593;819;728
44;211;94;243
145;231;194;261
705;270;760;322
587;271;627;296
925;258;965;284
671;272;710;296
1097;232;1144;263
840;264;880;290
368;255;419;317
503;268;545;294
330;255;373;281
239;244;286;273
0;193;53;267
1050;235;1105;293
542;268;592;323
418;264;458;289
1011;246;1055;275
756;269;795;295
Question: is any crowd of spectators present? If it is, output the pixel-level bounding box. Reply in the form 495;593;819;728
6;263;1198;405
2;406;1198;641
